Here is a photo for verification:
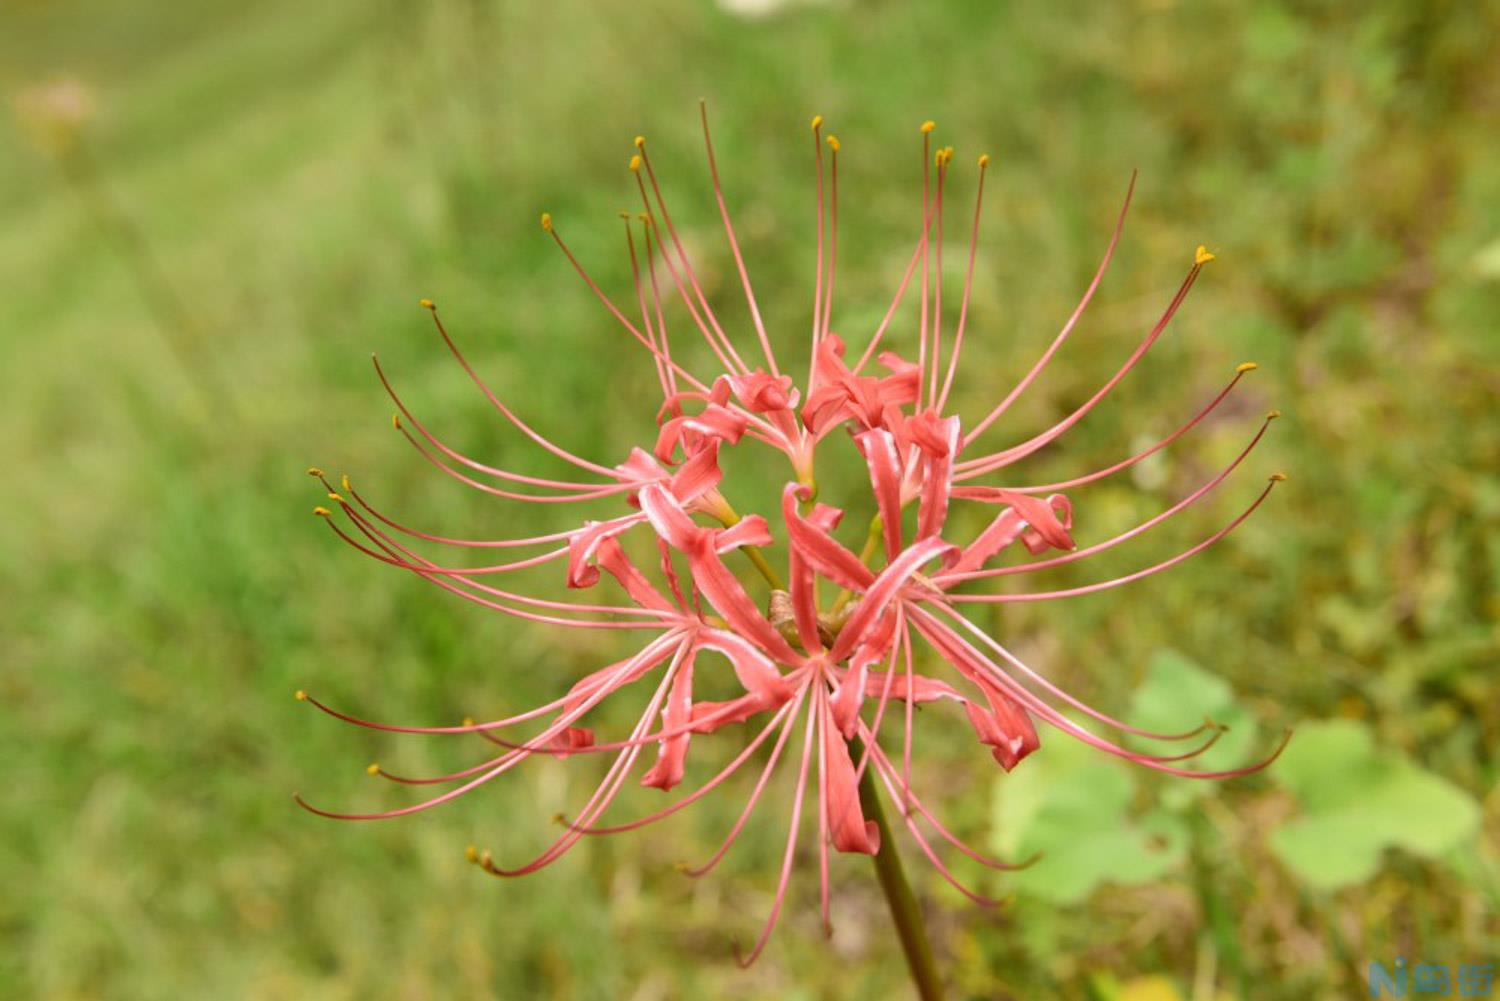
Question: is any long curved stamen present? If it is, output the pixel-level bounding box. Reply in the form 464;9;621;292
327;528;568;577
373;356;617;492
380;672;810;786
699;102;779;377
943;412;1275;584
849;607;906;786
937;152;990;413
569;696;802;835
863;737;1036;871
327;505;677;627
338;502;662;615
622;213;672;400
544;213;717;394
634;140;752;376
942;477;1282;603
852;166;942;375
916;122;934;410
815;682;833;934
296;633;685;739
983;364;1260;492
901;622;917;810
630;170;742;380
639;214;679;398
389;411;632;503
418;305;624;477
956;254;1209;476
928;144;950;407
293;636;686;821
924;604;1217;743
733;688;818;969
335;475;580;550
865;746;1008;906
810;114;827;390
961;172;1137;448
912;607;1288;778
822;132;840;349
477;643;689;877
681;686;810;878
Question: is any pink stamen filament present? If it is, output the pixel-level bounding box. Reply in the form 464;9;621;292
293;633;689;820
622;214;673;401
699;102;779;377
941;478;1280;603
960;172;1137;449
957;257;1206;477
635;144;752;376
985;366;1256;493
927;148;947;408
936;153;989;413
733;686;817;969
419;307;623;477
942;414;1273;585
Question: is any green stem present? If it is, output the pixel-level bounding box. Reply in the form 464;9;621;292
858;762;946;1001
714;502;786;591
741;545;785;592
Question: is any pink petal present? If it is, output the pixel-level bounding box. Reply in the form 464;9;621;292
916;415;961;540
828;536;957;663
853;428;904;558
595;537;677;612
641;653;696;790
821;706;880;855
566;517;645;588
781;483;872;592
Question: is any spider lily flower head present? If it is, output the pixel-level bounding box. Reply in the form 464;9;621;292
298;105;1288;963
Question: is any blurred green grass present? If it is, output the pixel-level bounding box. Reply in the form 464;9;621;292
2;1;1496;998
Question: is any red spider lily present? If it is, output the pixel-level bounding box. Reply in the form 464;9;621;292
297;105;1287;963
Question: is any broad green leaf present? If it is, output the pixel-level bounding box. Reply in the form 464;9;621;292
1128;650;1260;807
1268;720;1481;890
991;730;1188;904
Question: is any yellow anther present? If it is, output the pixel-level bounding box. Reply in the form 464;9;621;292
1269;472;1288;482
312;506;331;517
480;849;493;869
418;298;434;310
827;135;840;152
629;154;642;172
1266;409;1282;420
935;150;944;167
551;812;567;827
462;716;476;727
295;689;308;701
633;135;645;149
306;466;323;477
638;212;651;224
391;413;402;430
366;762;381;776
1195;244;1216;265
810;114;823;130
326;492;343;503
540;212;552;232
978;153;991;168
1236;362;1259;374
465;844;480;864
341;474;351;492
920;120;936;134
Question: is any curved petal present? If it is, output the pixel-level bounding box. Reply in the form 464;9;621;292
781;483;872;592
853;428;904;558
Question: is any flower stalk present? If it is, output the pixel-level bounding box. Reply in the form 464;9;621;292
858;753;946;1001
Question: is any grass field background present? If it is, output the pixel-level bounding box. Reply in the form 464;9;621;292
2;1;1496;998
